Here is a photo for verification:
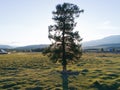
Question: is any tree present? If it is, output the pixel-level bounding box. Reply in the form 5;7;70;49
44;3;84;72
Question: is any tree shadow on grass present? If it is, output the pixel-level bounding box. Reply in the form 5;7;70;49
61;71;80;90
61;72;68;90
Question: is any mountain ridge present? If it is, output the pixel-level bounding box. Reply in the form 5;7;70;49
0;35;120;50
83;35;120;47
0;45;13;49
14;44;49;50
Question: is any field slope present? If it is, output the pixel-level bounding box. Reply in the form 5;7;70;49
0;53;120;90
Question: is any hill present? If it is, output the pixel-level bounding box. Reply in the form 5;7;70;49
84;43;120;50
83;35;120;49
14;44;49;50
0;45;13;49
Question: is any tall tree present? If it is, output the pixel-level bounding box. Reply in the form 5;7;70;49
44;3;83;72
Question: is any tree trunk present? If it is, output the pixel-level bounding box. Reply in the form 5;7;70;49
62;21;67;72
63;63;67;72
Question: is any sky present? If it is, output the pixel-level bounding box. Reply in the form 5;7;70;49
0;0;120;46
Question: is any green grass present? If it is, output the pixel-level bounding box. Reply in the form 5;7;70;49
0;52;120;90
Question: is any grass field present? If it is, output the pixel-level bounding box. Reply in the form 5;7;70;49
0;52;120;90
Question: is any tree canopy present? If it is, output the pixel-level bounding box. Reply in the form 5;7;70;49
44;3;84;71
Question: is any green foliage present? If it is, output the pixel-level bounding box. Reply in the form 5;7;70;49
44;3;83;67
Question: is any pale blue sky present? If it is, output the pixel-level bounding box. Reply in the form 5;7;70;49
0;0;120;46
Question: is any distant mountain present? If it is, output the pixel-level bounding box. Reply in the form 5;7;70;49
84;43;120;49
14;44;49;50
1;35;120;50
83;35;120;47
96;43;120;49
0;45;13;49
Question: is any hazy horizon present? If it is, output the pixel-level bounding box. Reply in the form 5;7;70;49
0;34;120;47
0;0;120;46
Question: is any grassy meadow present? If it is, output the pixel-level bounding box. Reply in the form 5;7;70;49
0;52;120;90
